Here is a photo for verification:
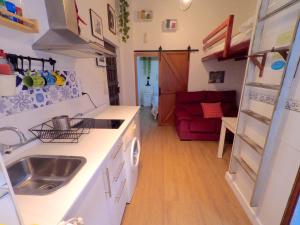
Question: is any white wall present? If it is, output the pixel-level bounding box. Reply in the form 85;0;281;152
119;0;257;105
0;0;119;144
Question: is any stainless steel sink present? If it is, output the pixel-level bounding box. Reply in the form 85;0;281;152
7;155;86;195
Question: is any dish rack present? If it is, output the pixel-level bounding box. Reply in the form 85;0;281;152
29;118;92;143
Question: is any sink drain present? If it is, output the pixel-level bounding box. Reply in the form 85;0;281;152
39;183;59;191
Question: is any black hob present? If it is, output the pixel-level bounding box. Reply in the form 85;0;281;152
74;119;124;129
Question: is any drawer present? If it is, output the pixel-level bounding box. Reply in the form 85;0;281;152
110;161;127;196
107;139;124;173
112;177;128;225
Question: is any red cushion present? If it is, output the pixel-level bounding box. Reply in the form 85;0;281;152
201;102;223;118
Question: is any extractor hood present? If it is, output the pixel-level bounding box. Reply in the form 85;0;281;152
32;0;116;58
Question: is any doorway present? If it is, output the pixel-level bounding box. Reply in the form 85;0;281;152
134;50;191;125
136;56;159;119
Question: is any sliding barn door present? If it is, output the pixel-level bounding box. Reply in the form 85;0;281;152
158;51;190;125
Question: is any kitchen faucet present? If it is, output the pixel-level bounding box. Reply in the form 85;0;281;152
0;127;28;154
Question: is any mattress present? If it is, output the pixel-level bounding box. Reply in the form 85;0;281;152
203;31;252;57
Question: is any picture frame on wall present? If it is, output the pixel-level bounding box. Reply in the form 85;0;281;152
96;55;106;67
209;71;225;83
90;9;104;41
162;19;178;32
107;4;116;34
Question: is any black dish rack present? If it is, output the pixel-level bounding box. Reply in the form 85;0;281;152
29;118;93;143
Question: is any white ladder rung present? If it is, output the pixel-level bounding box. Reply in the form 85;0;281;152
246;82;281;90
238;134;264;155
241;109;272;125
234;156;257;181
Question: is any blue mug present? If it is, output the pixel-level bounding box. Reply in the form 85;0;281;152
42;71;56;86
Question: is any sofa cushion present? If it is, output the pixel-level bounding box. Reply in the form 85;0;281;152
176;109;192;121
201;102;223;118
184;103;203;116
176;91;207;104
189;119;220;133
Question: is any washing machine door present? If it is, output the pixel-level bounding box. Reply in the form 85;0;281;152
130;137;141;167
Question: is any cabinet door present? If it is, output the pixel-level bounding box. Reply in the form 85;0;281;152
0;193;21;225
0;156;22;225
64;164;112;225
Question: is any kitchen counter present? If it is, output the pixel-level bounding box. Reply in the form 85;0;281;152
4;106;140;225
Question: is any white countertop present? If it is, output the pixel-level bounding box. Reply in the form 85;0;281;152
4;106;139;225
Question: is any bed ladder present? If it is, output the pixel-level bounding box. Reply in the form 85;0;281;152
228;0;300;207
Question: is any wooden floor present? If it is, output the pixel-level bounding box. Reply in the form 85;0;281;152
122;108;251;225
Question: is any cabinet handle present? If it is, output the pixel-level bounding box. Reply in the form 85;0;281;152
105;168;112;198
115;179;126;203
112;143;123;160
113;161;125;182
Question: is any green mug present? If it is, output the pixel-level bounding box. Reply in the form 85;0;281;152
32;71;46;88
22;70;34;88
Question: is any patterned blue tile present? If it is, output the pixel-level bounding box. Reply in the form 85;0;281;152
0;71;82;119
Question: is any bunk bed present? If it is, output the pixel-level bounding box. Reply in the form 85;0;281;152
202;15;252;61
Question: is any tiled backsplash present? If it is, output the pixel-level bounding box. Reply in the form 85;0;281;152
0;71;82;119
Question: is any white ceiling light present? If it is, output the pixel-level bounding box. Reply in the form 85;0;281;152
179;0;193;11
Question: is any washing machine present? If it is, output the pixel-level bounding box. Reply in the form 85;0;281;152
123;118;141;203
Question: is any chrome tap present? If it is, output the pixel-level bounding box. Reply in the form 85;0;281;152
0;127;28;154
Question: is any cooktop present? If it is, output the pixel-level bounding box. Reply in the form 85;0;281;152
74;119;124;129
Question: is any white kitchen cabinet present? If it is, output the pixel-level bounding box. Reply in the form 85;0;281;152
0;155;22;225
64;163;112;225
106;139;128;225
64;139;128;225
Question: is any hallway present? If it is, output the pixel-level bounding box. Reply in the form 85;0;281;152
122;108;251;225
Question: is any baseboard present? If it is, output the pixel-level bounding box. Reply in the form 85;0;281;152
225;172;263;225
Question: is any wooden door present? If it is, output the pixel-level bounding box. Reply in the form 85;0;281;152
158;51;190;125
105;41;120;106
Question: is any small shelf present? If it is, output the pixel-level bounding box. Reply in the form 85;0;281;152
241;109;271;125
251;46;290;60
246;82;281;90
234;156;257;181
237;134;264;155
0;9;39;33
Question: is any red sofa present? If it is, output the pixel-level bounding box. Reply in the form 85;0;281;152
175;91;238;141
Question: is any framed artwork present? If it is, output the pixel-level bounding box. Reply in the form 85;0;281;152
162;19;178;32
96;55;106;67
209;71;225;83
90;9;104;41
138;10;153;21
107;4;116;34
